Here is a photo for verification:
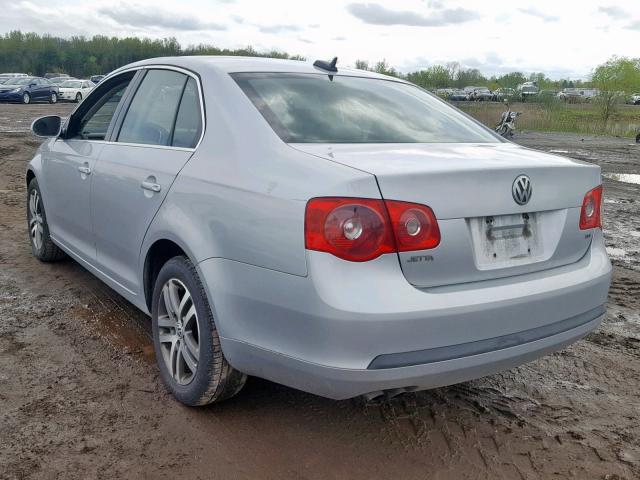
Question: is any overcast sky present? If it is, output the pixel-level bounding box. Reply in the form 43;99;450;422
1;0;638;79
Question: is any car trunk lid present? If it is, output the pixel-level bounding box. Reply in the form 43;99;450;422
292;142;601;287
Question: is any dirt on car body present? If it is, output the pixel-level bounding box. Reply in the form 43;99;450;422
0;106;639;479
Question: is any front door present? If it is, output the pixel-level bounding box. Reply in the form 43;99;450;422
43;72;135;262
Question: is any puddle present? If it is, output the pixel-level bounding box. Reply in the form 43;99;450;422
607;247;629;258
603;173;640;185
70;302;155;364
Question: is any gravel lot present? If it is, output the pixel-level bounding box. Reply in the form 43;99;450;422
0;104;639;479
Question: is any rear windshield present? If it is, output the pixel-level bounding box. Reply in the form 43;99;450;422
232;73;499;144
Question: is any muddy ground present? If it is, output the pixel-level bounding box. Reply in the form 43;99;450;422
0;104;639;479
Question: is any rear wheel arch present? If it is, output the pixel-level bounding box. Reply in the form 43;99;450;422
26;169;36;188
143;238;193;312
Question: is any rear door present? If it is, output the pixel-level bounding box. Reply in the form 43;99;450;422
91;68;204;294
38;79;53;99
33;79;49;100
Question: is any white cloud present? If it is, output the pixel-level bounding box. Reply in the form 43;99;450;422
346;3;479;27
517;6;559;22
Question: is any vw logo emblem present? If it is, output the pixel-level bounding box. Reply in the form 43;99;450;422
512;175;532;205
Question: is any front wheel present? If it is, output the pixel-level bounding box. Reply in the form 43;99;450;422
152;256;247;406
75;92;82;103
27;178;66;262
49;92;57;104
22;92;31;104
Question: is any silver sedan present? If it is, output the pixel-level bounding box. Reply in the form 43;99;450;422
27;57;611;406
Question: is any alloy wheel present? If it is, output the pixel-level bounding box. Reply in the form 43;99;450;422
23;93;30;104
28;189;44;251
157;278;200;385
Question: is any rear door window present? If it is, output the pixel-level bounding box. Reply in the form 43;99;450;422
117;69;188;147
171;77;202;148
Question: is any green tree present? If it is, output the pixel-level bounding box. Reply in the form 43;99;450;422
592;56;640;123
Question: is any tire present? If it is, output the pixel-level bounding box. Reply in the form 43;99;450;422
75;93;82;103
152;256;247;406
22;92;31;104
49;92;57;104
27;178;66;262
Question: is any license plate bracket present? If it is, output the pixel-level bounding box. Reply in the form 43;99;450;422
470;212;542;269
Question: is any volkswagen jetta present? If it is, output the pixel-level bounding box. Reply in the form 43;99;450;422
26;57;611;406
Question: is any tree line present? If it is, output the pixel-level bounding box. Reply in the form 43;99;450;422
0;31;304;77
1;31;638;105
355;59;599;91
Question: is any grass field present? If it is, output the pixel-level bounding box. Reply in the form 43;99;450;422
457;101;640;137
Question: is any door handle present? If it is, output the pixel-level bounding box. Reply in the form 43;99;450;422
141;180;161;193
77;165;91;175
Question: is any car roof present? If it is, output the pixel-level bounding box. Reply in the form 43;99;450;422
110;56;409;83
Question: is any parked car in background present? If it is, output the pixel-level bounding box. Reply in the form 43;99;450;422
517;82;539;101
0;76;59;104
58;79;95;102
558;88;584;102
580;88;600;101
630;93;640;105
434;88;454;98
0;73;29;84
44;73;70;80
26;56;611;406
469;87;493;101
49;76;76;86
463;86;480;96
90;75;106;84
447;89;469;101
492;87;516;101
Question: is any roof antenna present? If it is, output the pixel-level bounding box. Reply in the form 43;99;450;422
313;57;338;73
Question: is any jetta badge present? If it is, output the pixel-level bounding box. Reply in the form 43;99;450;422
512;175;532;205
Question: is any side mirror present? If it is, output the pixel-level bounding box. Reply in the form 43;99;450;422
31;115;62;138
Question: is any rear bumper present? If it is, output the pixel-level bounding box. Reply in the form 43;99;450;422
222;311;602;399
198;230;611;399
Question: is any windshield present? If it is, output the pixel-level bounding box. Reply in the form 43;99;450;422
61;81;82;88
233;73;499;144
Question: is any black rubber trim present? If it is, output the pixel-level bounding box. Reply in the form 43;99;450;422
368;305;605;370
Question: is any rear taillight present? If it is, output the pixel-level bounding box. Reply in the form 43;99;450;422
579;185;603;230
305;197;440;262
385;200;440;251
